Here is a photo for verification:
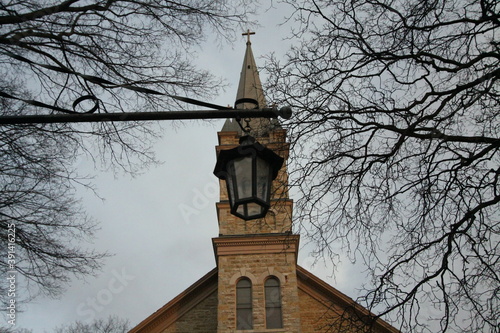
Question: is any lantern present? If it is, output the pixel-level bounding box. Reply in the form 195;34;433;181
214;135;284;220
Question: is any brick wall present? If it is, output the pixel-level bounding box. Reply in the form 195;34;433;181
214;127;304;332
161;290;218;333
299;288;338;332
216;252;301;333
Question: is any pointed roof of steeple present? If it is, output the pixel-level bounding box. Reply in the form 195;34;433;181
235;30;266;110
221;31;280;136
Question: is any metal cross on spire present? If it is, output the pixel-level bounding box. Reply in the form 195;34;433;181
242;29;255;44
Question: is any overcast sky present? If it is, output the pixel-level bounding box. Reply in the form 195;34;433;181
9;4;367;332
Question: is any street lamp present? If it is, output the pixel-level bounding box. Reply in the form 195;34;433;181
0;88;292;220
214;135;284;221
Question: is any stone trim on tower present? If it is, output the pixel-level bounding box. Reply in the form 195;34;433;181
213;234;299;259
230;269;258;285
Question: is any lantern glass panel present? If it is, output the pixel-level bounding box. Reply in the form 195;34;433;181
233;156;253;200
256;156;271;201
226;170;235;206
237;202;263;219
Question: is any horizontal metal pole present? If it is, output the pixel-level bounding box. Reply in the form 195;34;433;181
0;107;292;125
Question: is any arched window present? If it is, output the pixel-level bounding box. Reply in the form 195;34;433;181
236;278;253;329
265;277;283;329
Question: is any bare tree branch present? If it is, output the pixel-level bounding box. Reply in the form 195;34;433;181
0;0;252;304
267;0;499;332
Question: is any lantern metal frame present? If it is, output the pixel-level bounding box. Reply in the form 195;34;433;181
213;135;284;221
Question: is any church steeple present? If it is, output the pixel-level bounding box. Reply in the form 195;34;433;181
216;33;292;236
212;34;300;332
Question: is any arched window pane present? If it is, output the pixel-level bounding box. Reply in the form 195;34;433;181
236;278;253;329
265;277;283;329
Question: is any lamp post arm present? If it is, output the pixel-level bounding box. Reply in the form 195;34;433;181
0;107;292;125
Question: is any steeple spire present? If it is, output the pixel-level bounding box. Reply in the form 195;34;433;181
235;30;265;110
221;31;280;136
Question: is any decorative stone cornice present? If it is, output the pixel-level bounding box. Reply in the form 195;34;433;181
212;233;300;259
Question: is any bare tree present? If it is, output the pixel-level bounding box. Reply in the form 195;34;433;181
0;0;252;303
53;315;129;333
266;0;499;332
0;100;106;302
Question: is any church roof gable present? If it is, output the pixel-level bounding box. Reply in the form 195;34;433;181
297;265;400;333
129;268;218;333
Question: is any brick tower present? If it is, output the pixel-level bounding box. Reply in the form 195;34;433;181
212;32;301;332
